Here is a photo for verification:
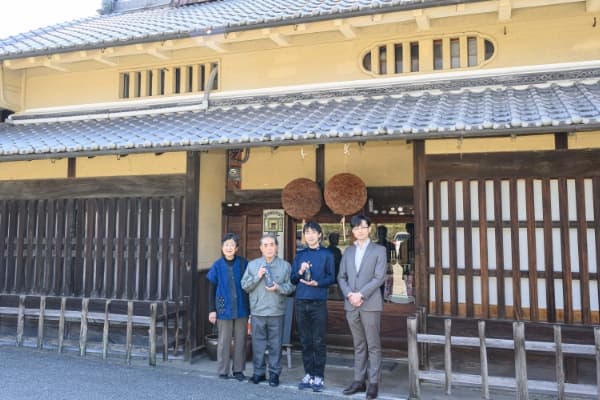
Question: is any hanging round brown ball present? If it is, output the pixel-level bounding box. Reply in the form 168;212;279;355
324;173;367;216
281;178;322;220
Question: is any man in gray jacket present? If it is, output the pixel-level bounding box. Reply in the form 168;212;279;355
338;215;387;400
241;233;295;387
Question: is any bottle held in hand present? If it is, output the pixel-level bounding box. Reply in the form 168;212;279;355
264;265;274;288
303;262;312;282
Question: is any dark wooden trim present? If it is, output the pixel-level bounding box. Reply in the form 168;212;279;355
316;144;325;189
447;180;458;316
463;180;474;318
575;178;591;324
0;175;186;200
478;179;489;319
425;149;600;180
558;177;573;323
413;141;428;310
509;179;521;320
555;133;568;150
225;189;281;205
595;177;600;324
433;180;443;315
68;158;76;178
493;179;506;319
525;178;539;321
183;151;200;361
541;179;555;321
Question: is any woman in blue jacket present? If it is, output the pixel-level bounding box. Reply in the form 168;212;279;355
207;233;250;381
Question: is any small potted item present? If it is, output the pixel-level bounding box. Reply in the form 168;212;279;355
205;325;218;361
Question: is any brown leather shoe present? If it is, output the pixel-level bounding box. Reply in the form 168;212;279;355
366;383;378;400
342;381;366;395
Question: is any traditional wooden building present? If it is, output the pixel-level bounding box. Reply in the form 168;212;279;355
1;0;600;370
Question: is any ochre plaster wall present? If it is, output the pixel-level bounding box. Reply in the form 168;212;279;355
241;146;316;189
568;131;600;149
425;134;555;154
0;159;68;180
197;150;226;270
325;141;413;187
17;3;599;109
76;152;186;177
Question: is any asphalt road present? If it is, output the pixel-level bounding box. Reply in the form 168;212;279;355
0;346;343;400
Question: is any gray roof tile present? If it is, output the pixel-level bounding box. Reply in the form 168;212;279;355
1;0;438;59
1;71;600;161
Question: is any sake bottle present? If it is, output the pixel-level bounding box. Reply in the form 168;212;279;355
264;264;274;288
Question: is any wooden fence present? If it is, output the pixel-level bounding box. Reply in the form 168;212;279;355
407;317;598;399
0;294;186;365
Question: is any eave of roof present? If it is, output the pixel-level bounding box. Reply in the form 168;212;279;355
0;0;507;61
0;66;599;162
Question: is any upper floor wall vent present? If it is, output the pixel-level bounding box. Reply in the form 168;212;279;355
361;33;496;76
119;61;219;99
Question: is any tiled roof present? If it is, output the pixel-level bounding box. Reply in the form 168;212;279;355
0;0;439;60
1;69;599;161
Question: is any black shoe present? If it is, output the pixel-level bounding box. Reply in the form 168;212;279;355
268;373;279;387
232;372;246;381
218;374;229;379
366;383;378;400
249;374;266;384
342;381;366;395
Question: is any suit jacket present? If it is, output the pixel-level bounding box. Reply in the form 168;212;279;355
337;241;387;312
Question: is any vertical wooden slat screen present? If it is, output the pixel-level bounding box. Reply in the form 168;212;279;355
509;179;521;320
525;179;539;321
594;176;600;324
493;179;506;319
6;201;17;293
425;150;600;324
0;194;184;302
478;179;489;319
44;200;55;294
126;198;138;300
558;177;573;323
104;199;116;298
447;179;458;316
137;198;149;300
575;178;591;324
15;200;26;293
433;180;443;315
0;200;7;292
542;179;556;322
462;180;474;318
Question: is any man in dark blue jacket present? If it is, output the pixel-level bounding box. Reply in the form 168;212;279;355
291;221;336;392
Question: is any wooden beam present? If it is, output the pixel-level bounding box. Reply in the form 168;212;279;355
92;55;118;66
498;0;512;21
262;29;290;47
42;61;69;72
195;37;226;53
413;10;431;31
333;19;357;39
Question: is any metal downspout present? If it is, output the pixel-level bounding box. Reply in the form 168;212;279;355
200;65;219;110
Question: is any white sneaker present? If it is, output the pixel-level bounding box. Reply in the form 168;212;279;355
298;373;313;390
312;376;324;392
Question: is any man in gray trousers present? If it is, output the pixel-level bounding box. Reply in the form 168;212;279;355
337;215;387;400
242;233;295;387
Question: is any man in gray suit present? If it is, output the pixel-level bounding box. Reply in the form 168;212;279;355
337;214;387;400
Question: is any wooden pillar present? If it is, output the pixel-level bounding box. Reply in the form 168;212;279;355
183;151;200;361
316;144;325;189
413;140;428;311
